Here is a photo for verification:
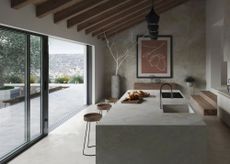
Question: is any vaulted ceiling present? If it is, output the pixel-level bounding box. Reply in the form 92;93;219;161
11;0;189;39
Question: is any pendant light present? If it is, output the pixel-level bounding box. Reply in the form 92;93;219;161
145;1;160;39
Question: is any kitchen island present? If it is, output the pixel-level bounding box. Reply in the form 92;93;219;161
96;90;207;164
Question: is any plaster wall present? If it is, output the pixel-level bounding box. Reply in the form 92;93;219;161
0;0;105;103
104;0;206;98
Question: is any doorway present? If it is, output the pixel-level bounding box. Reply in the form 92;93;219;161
48;37;87;130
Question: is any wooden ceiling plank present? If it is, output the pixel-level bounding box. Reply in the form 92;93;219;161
67;0;129;28
98;18;145;39
99;0;189;39
92;12;147;37
87;0;180;34
155;0;189;15
36;0;78;18
92;0;178;37
54;0;106;23
89;7;150;35
77;0;177;31
100;0;188;39
11;0;34;9
77;0;149;32
85;2;152;34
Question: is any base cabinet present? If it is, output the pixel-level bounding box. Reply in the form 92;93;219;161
218;93;230;127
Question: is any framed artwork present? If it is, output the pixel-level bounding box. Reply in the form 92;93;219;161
137;35;173;78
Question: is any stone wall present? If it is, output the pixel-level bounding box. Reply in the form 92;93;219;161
104;0;206;98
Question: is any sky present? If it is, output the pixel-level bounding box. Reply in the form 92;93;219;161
49;37;86;54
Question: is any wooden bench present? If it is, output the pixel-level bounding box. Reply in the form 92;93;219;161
190;95;217;116
134;83;178;90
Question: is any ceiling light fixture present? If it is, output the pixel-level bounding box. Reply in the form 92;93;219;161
145;1;160;39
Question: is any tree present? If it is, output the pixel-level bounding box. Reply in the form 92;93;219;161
0;30;41;86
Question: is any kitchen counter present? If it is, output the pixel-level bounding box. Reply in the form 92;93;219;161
99;90;205;126
216;88;230;98
215;87;230;127
96;90;207;164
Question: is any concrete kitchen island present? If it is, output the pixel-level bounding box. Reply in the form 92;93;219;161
96;90;207;164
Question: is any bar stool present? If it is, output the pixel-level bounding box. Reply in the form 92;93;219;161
97;103;112;115
83;113;102;156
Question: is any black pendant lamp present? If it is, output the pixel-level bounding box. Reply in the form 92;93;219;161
146;3;160;39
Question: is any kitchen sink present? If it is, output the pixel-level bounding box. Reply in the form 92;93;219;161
161;92;183;98
163;104;194;113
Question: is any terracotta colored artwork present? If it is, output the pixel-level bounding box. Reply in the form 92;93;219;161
137;35;172;78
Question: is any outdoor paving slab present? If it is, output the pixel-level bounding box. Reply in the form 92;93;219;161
0;84;85;157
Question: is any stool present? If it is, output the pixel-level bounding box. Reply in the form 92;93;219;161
83;113;102;156
97;103;112;115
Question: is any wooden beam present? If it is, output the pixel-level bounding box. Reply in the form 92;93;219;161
67;0;129;28
54;0;105;23
36;0;80;18
85;3;151;34
77;0;147;32
98;18;145;39
100;0;189;39
90;0;186;36
93;11;148;37
153;0;189;16
11;0;34;9
91;0;176;37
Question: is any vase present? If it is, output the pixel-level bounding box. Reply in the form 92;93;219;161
186;82;193;87
111;75;120;99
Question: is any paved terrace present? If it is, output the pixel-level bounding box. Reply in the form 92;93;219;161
0;84;85;158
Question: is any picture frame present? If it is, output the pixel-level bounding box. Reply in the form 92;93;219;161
136;35;173;78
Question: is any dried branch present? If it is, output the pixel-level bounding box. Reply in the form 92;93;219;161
104;32;139;76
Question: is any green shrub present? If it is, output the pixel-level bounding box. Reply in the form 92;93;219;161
69;75;84;84
0;86;14;90
55;75;70;84
6;75;23;83
30;75;37;83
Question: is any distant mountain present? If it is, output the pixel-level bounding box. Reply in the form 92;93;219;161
49;53;85;78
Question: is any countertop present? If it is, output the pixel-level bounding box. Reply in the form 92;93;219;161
98;90;205;126
216;86;230;98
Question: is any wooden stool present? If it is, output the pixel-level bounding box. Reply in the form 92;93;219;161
97;103;112;115
83;113;102;156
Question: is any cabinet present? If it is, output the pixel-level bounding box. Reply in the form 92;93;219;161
218;92;230;127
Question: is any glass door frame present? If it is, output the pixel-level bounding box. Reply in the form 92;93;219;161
0;25;49;163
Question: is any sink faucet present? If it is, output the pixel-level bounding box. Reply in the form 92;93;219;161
160;83;173;109
227;85;230;93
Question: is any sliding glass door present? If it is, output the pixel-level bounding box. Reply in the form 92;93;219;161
0;26;48;162
0;28;27;158
30;35;42;139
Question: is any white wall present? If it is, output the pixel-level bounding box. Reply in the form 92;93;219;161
0;0;105;103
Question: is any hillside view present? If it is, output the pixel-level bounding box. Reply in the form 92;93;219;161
49;53;85;82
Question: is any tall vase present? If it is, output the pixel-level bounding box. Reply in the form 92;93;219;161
111;75;120;99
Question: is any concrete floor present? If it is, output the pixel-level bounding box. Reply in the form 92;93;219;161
0;84;85;158
204;116;230;164
9;105;98;164
8;106;230;164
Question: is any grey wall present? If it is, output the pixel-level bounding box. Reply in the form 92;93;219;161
104;0;206;98
0;0;105;103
